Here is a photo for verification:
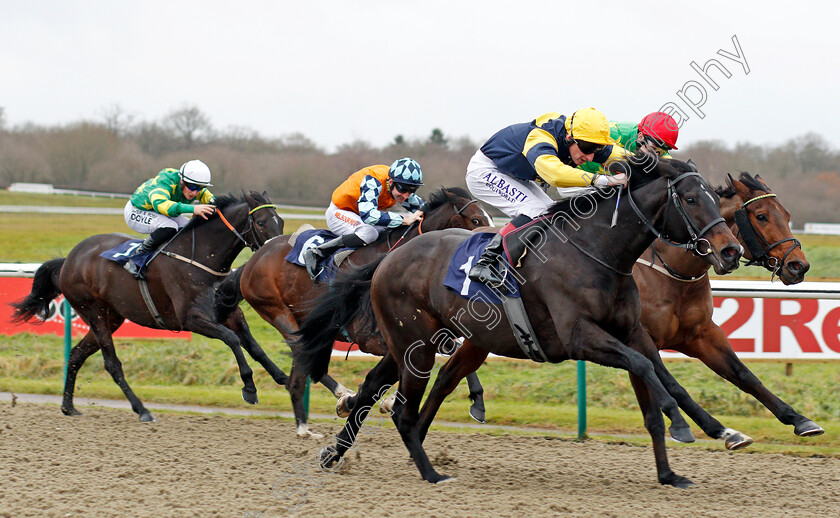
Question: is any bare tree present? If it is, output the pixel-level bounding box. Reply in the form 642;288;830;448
98;103;135;137
165;105;212;149
0;106;5;130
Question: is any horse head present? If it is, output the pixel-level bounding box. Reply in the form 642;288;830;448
241;191;285;250
623;155;742;275
421;187;490;231
720;173;808;284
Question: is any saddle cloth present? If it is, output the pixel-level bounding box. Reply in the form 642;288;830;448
100;240;154;270
285;228;358;282
443;232;521;304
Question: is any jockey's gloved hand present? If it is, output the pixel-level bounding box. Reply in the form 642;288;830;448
594;173;628;188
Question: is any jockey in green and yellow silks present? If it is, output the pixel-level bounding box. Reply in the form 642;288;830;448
122;159;216;278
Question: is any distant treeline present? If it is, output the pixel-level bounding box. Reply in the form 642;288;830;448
1;105;839;224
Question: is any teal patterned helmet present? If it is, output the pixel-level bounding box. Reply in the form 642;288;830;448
388;157;423;186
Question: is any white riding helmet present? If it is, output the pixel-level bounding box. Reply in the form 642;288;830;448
179;159;213;186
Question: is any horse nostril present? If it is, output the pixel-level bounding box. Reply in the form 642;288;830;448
722;246;739;260
786;261;808;274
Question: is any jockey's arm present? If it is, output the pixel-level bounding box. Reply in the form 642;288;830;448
357;175;403;228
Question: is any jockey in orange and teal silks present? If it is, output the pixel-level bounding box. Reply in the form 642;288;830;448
122;159;216;278
303;158;426;280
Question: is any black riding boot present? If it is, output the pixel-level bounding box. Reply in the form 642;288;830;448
303;233;366;281
124;227;176;279
468;215;532;287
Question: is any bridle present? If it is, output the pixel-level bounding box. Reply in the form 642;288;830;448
627;171;726;257
733;193;801;278
218;203;277;252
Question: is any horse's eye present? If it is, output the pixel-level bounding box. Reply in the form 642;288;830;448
257;220;265;227
756;213;768;222
472;218;481;226
685;196;696;205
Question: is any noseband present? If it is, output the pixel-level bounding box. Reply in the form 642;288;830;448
628;171;725;256
732;193;801;277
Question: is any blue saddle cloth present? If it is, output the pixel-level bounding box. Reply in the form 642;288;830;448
99;240;155;270
443;232;521;304
285;229;356;283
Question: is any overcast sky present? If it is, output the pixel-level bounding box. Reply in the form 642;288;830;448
2;1;837;153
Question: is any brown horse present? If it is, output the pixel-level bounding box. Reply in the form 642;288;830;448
296;157;743;486
633;172;821;438
11;192;284;422
219;187;490;437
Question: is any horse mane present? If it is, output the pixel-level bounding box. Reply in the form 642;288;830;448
372;186;472;244
545;154;678;216
714;172;769;199
426;186;473;210
180;192;246;232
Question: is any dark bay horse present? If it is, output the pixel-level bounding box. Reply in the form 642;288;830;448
218;187;490;437
11;192;284;422
634;172;822;439
296;157;742;486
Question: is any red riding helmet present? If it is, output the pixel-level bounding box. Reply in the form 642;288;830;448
638;112;679;150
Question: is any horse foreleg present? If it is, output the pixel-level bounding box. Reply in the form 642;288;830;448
568;319;694;444
418;342;488;442
223;308;289;386
62;331;101;416
320;354;399;469
685;324;824;437
629;325;753;450
188;314;258;405
628;374;694;488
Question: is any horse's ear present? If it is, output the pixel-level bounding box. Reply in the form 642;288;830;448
687;159;698;172
725;172;735;188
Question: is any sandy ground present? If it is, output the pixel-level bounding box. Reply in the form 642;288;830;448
1;403;838;518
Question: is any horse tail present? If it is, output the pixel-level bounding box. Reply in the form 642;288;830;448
9;258;65;324
293;255;385;382
213;267;245;322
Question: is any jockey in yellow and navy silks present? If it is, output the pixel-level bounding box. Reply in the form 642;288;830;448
303;158;425;279
122;159;216;278
466;107;629;285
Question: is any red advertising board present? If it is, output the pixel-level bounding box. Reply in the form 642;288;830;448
1;277;190;339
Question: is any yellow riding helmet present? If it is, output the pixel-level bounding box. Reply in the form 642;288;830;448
564;107;612;146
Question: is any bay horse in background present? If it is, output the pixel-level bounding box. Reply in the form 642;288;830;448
295;157;743;487
11;192;285;422
633;172;822;438
215;187;490;437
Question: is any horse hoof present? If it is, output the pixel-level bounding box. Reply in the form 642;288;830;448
795;420;825;437
296;423;324;439
379;394;396;415
666;476;695;489
61;407;82;417
336;394;352;418
139;412;157;423
427;474;456;484
721;428;753;450
242;389;259;405
318;446;344;471
469;406;486;424
669;425;695;444
435;476;457;484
